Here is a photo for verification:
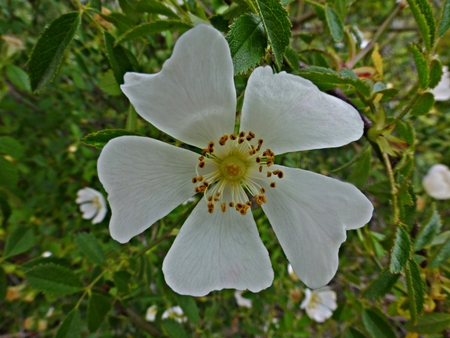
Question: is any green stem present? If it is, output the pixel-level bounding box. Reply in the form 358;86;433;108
388;86;420;127
74;0;104;33
383;152;399;225
126;105;137;131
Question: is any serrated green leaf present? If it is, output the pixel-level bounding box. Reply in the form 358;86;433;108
25;263;83;295
87;293;112;332
74;232;105;266
116;20;192;45
55;308;82;338
0;267;6;300
176;294;199;325
344;327;366;338
22;256;71;271
409;92;434;116
390;224;411;273
362;309;396;338
0;136;24;159
81;129;142;149
325;6;344;42
410;43;429;89
135;0;180;19
104;31;135;85
255;0;291;69
404;313;450;334
348;146;371;189
396;121;415;149
414;206;441;251
438;0;450;37
284;47;299;70
98;70;122;96
406;0;435;52
5;64;31;92
405;258;424;324
429;238;450;268
428;58;444;88
4;225;35;258
162;318;188;338
119;0;140;22
365;268;401;299
27;12;81;92
226;14;266;74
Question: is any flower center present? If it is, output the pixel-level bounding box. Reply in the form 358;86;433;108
191;131;284;215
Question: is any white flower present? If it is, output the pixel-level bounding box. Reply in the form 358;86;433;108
162;306;187;323
430;66;450;101
145;305;158;322
300;287;337;323
234;290;252;308
422;164;450;199
98;25;373;296
75;187;107;224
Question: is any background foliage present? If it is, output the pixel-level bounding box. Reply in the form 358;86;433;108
1;0;450;336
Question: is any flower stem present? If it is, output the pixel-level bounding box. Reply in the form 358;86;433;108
382;152;399;225
126;105;137;131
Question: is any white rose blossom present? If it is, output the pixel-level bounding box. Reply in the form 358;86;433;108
162;306;187;323
145;305;158;322
422;164;450;199
430;66;450;101
75;187;107;224
98;25;373;296
300;287;337;323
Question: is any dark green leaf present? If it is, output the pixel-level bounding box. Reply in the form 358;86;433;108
344;327;366;338
429;238;450;268
22;256;71;271
0;193;12;226
176;294;199;325
55;308;82;338
74;232;105;266
365;268;401;299
116;20;192;45
0;154;18;189
348;146;371;189
405;258;424;324
325;6;344;42
0;136;24;159
113;271;131;293
406;0;435;52
255;0;291;69
119;0;140;21
88;0;102;11
284;47;299;70
0;267;6;300
414;206;441;251
396;121;415;150
438;0;450;37
409;92;434;116
81;129;142;149
25;263;83;295
135;0;180;19
362;309;396;338
87;293;112;332
404;313;450;334
410;43;429;89
389;224;411;273
5;64;31;92
428;58;444;88
104;31;135;85
27;12;81;92
4;225;35;258
162;318;188;338
226;14;266;74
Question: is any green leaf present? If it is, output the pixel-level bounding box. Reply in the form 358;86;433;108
410;43;429;89
396;121;415;149
348;146;371;189
429;238;450;268
404;313;450;334
104;31;135;85
389;224;411;273
4;225;35;258
81;129;142;149
0;136;24;159
55;308;82;338
405;258;424;324
438;0;450;37
0;193;12;226
255;0;291;69
98;70;122;96
284;47;299;70
0;267;6;300
5;64;31;92
119;0;140;22
74;232;105;266
344;327;366;338
325;6;344;42
226;14;266;74
406;0;435;52
0;158;18;190
365;268;401;299
409;92;434;116
162;318;188;338
87;292;112;332
116;20;192;45
135;0;180;19
414;206;441;251
428;58;444;88
25;263;83;295
27;12;81;92
113;271;131;293
176;294;199;325
362;309;396;338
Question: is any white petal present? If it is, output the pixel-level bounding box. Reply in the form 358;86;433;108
80;203;97;219
300;288;312;309
76;187;98;203
162;198;273;296
318;290;337;311
97;136;199;243
308;304;333;323
92;200;107;224
121;25;236;148
145;305;158;322
261;165;373;288
234;290;253;308
240;67;363;154
422;164;450;199
430;66;450;101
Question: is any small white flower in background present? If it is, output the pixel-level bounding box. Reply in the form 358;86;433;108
287;263;298;280
75;187;107;224
162;306;187;323
234;290;252;308
301;287;337;323
430;66;450;101
145;305;158;322
98;24;373;297
422;164;450;199
41;251;52;258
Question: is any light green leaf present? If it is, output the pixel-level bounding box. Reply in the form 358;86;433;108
162;318;188;338
414;206;441;251
325;6;344;42
255;0;291;69
98;70;122;96
429;238;450;268
74;232;105;266
55;308;82;338
428;58;444;88
135;0;180;19
4;225;35;258
25;263;83;295
410;43;429;89
226;14;266;74
81;129;142;149
176;294;199;325
389;224;411;274
405;258;424;324
104;31;135;85
404;313;450;334
409;92;434;116
362;309;396;338
27;12;81;92
0;136;24;159
438;0;450;37
5;64;31;92
365;268;401;299
87;292;112;332
406;0;435;52
348;146;371;189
